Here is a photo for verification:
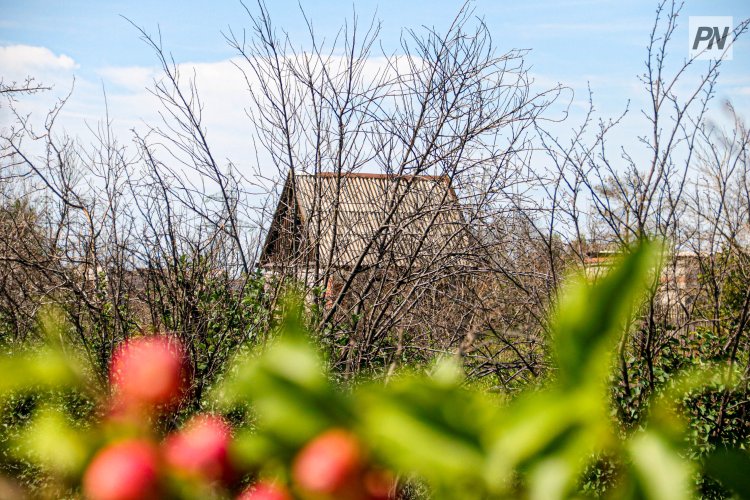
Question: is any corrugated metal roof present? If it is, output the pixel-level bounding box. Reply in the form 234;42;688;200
263;172;467;270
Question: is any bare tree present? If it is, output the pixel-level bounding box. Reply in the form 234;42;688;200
236;1;569;379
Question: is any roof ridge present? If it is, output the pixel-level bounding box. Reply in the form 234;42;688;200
296;172;449;181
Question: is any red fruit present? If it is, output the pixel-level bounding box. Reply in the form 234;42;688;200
236;481;292;500
292;428;363;494
110;336;186;411
163;414;233;482
363;469;396;500
83;440;159;500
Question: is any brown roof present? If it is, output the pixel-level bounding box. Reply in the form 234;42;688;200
261;172;467;270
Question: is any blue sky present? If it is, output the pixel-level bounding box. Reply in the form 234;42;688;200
1;0;749;172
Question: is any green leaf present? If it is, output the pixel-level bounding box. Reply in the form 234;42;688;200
627;430;694;500
553;240;659;387
213;299;351;447
0;348;83;398
14;407;92;476
214;337;347;446
356;373;496;495
486;387;610;496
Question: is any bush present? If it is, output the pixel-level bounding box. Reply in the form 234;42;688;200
0;241;748;499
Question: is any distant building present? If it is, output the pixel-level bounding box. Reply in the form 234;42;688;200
259;172;468;301
584;248;704;326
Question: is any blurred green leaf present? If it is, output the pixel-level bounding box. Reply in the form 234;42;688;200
486;387;611;497
229;428;283;470
0;348;83;398
628;430;694;500
14;407;92;476
355;366;501;498
481;242;658;497
215;336;347;446
553;240;659;387
0;309;89;401
214;298;352;448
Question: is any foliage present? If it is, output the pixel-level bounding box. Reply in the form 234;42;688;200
0;241;748;499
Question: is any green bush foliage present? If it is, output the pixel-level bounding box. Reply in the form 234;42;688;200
0;241;748;499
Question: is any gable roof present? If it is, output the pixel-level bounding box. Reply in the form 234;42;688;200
260;172;466;270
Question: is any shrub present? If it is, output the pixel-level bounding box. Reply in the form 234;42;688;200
0;241;747;499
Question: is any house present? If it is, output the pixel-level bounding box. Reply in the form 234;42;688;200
259;172;469;301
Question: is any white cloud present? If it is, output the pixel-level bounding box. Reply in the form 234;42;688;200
97;66;157;91
1;45;82;144
0;47;263;180
0;44;78;76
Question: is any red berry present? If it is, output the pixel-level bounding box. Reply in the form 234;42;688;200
163;414;233;482
83;440;159;500
236;481;292;500
292;428;363;494
363;469;396;500
110;336;186;411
